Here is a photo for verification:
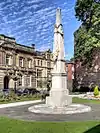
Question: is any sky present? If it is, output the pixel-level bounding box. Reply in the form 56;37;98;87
0;0;81;60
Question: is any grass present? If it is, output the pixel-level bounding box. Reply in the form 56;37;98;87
0;97;100;133
0;117;99;133
73;97;100;104
0;95;40;104
1;95;100;105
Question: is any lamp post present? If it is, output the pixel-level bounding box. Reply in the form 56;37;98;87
13;76;19;93
9;67;20;94
47;73;52;91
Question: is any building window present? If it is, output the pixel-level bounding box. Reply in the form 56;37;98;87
28;59;32;68
37;60;39;66
6;55;10;65
41;60;42;66
72;66;74;72
47;70;51;77
47;61;50;67
72;73;74;79
37;69;42;78
18;76;22;86
43;60;46;66
31;76;36;87
19;57;24;67
0;52;2;65
47;54;50;60
26;76;31;87
34;60;36;66
6;54;12;65
37;80;42;88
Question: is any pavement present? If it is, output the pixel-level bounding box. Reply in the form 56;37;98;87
0;100;41;108
0;100;100;122
0;94;85;109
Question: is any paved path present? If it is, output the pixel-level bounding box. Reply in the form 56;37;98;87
0;102;100;122
0;100;41;108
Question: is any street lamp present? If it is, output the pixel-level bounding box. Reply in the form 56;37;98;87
12;75;19;93
47;73;52;91
9;67;21;94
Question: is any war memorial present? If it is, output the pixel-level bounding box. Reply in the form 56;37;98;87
0;1;100;132
28;8;91;114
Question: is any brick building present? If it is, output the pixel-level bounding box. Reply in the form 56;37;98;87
66;61;74;92
74;48;100;92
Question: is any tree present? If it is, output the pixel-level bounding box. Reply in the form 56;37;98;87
75;0;100;26
74;0;100;63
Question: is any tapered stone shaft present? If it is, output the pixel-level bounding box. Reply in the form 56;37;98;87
46;8;72;107
56;8;62;26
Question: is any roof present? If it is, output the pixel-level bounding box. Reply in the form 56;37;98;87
0;34;52;56
66;60;74;64
0;34;15;40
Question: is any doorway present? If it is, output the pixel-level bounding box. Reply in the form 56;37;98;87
4;76;9;90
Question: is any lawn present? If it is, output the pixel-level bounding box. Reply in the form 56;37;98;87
0;117;99;133
0;95;40;104
73;97;100;104
1;95;100;104
0;97;100;133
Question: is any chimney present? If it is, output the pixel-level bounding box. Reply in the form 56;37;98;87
31;44;35;49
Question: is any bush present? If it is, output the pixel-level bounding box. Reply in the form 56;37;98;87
94;86;99;96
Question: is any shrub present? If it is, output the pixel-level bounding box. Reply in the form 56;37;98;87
94;85;99;96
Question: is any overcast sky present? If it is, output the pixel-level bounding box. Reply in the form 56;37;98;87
0;0;81;60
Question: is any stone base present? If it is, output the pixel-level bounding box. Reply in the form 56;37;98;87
28;103;91;114
46;94;72;107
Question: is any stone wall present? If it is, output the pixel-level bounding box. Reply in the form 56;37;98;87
74;48;100;92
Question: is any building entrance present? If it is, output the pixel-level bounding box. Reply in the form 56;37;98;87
4;76;9;90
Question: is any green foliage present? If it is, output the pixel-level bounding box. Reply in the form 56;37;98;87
75;0;100;23
0;91;40;104
94;85;99;96
73;97;100;104
70;57;74;62
37;79;51;89
74;0;100;63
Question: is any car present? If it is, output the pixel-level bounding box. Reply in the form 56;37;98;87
26;88;40;95
16;88;40;96
16;89;23;96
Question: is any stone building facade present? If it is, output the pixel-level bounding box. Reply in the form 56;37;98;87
0;34;53;91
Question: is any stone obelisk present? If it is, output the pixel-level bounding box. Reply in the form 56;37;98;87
28;8;91;115
46;8;72;107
